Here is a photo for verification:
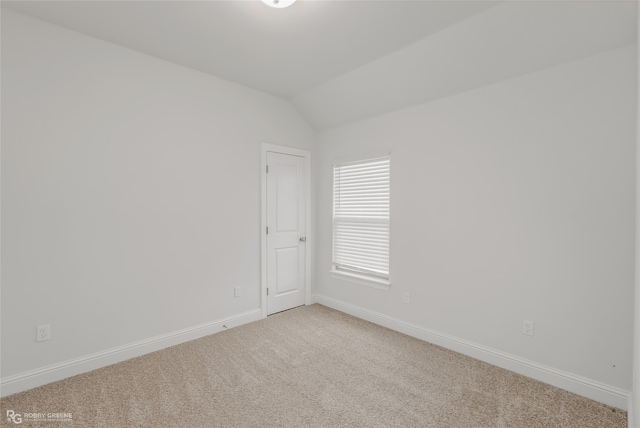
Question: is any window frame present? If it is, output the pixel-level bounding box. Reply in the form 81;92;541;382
331;153;391;290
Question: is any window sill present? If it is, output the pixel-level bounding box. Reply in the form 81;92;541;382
330;270;391;291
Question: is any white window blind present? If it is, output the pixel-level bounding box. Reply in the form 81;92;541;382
333;156;390;280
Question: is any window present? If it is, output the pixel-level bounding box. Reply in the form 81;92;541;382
332;155;390;287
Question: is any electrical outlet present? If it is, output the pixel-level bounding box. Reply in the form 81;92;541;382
403;292;410;304
37;324;50;342
522;320;534;336
234;286;241;298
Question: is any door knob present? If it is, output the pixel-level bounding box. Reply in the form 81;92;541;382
299;237;306;242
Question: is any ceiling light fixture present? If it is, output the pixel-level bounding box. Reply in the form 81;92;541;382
261;0;296;8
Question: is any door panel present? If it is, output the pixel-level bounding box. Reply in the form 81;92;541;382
276;164;299;232
267;152;306;315
276;247;299;294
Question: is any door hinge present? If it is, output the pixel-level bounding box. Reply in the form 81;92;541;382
267;288;269;296
266;226;269;235
266;165;269;173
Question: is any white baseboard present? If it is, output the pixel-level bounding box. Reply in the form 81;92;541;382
312;294;630;411
1;309;262;397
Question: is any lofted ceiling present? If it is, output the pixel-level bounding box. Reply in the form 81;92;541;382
2;1;637;130
1;1;498;97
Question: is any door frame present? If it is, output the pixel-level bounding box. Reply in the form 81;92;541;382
261;143;311;319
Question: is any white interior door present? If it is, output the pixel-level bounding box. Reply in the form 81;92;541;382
266;151;306;315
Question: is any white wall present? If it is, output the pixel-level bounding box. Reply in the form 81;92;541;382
633;6;640;425
0;9;314;382
315;45;636;400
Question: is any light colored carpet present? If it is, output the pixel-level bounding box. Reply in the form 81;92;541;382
1;304;627;427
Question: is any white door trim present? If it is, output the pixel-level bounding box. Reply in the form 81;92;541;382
261;143;311;319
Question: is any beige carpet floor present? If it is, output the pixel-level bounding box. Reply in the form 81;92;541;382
0;304;628;427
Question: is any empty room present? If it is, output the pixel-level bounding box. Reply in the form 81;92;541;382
1;1;639;427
